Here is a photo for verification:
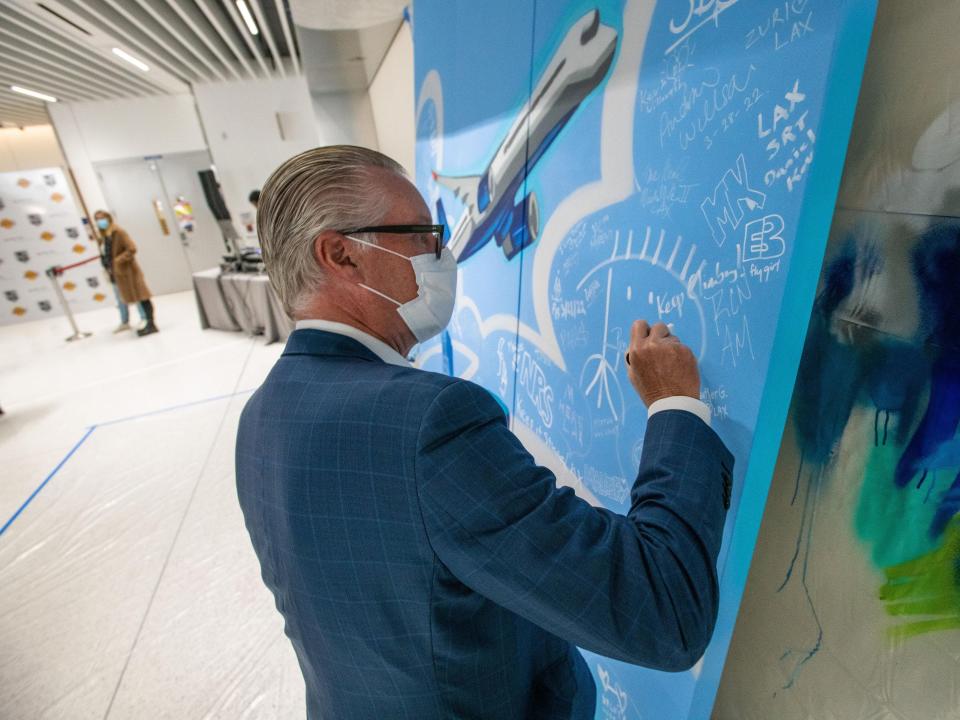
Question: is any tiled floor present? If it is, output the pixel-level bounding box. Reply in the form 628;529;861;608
0;292;305;719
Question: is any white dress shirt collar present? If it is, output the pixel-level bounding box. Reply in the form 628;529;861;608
294;320;411;367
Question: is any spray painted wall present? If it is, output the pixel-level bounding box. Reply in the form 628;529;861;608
715;1;960;717
413;0;876;716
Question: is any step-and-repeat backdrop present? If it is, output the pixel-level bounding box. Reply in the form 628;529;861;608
0;167;105;326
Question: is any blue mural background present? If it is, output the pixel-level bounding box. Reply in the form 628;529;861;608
413;1;876;716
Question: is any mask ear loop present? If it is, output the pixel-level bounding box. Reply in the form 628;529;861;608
347;235;409;307
357;283;402;306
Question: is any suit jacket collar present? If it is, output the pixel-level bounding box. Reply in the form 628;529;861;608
282;328;385;364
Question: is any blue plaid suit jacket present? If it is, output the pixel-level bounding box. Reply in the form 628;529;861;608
236;329;733;719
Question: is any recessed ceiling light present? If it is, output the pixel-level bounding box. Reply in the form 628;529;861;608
10;86;57;103
112;47;149;72
236;0;259;35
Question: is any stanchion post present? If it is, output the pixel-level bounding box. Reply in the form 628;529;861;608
46;266;92;342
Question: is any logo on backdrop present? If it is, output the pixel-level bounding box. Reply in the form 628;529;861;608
27;214;42;226
15;250;29;263
38;300;51;312
5;290;18;302
43;174;56;187
86;276;99;288
66;227;79;239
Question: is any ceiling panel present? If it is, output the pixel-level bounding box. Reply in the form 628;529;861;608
0;0;302;127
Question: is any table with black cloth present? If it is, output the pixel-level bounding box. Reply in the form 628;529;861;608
192;267;293;344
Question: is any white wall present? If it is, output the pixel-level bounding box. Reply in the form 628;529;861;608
0;126;65;173
49;95;207;163
193;75;320;231
369;21;415;174
312;90;380;151
48;95;209;216
43;61;408;244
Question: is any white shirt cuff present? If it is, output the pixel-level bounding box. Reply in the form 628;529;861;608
648;396;711;427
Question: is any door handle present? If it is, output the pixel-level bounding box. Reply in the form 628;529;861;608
153;199;170;236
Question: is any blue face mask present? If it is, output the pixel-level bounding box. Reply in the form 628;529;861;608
97;218;109;230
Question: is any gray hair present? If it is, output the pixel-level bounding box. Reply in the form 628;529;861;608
257;145;406;316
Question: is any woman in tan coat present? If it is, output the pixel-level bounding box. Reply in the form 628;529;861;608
94;210;158;337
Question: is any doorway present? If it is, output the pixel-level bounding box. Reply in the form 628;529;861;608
96;151;227;296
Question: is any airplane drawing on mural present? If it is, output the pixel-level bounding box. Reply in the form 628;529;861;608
432;9;618;262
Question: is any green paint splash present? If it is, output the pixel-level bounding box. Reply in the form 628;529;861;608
879;518;960;641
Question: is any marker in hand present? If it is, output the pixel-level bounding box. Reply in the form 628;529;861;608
623;319;701;406
625;323;675;366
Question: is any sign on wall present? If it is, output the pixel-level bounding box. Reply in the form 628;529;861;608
414;0;877;717
0;167;103;326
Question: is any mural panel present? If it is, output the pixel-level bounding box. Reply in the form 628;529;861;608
414;1;877;716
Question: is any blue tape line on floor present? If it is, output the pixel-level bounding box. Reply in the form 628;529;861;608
0;426;97;538
94;388;256;428
1;387;257;539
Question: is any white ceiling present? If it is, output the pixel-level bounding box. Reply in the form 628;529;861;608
289;0;406;30
0;0;303;128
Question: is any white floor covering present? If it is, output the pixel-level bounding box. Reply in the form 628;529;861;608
0;292;306;719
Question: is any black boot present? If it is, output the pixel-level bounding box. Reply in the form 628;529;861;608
136;300;158;336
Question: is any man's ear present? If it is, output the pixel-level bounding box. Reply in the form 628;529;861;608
313;231;359;278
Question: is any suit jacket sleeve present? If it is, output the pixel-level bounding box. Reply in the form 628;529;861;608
415;379;734;671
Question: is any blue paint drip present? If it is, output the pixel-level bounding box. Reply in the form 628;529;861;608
778;465;824;689
779;464;811;592
790;455;805;506
793;315;863;466
784;481;824;689
865;341;927;445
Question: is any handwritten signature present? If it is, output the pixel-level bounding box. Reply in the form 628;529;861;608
659;64;757;150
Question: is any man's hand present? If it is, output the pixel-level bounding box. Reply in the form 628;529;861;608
624;320;700;407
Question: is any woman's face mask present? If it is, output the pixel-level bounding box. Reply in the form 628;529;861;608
96;218;109;230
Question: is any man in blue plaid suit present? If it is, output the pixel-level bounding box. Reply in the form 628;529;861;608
236;146;733;719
